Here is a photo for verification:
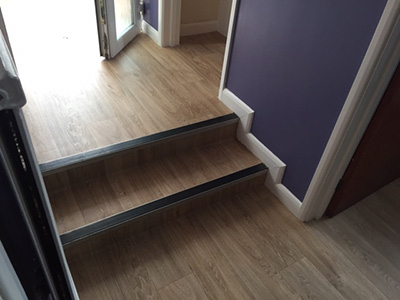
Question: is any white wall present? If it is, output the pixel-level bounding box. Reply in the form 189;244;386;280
181;0;220;24
217;0;232;36
180;0;232;37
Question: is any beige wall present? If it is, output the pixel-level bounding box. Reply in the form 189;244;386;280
181;0;220;24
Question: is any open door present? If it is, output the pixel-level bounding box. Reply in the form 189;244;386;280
325;61;400;217
96;0;142;59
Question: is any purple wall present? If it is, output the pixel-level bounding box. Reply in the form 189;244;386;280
143;0;158;30
227;0;387;200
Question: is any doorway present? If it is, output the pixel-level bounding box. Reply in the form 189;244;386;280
180;0;232;38
325;61;400;217
2;0;100;73
1;1;231;164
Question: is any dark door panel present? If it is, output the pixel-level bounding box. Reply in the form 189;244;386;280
326;62;400;217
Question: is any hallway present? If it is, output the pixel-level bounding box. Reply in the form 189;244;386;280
66;179;400;299
2;0;231;164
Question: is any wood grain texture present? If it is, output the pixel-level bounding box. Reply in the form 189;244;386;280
164;218;255;300
64;173;266;258
158;274;209;300
68;238;160;300
49;140;261;234
197;205;295;300
280;257;346;300
248;189;390;300
43;121;238;192
9;15;231;164
66;179;400;300
135;229;192;290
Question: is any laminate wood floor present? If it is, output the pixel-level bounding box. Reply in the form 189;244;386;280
66;178;400;299
48;140;261;234
3;0;230;164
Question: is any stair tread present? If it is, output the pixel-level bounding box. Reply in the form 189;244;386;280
65;186;272;300
49;139;261;235
40;113;238;174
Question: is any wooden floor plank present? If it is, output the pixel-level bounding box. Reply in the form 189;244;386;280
197;205;297;300
4;0;232;164
66;179;400;300
67;255;115;300
49;140;261;234
68;239;160;300
280;257;346;300
374;178;400;213
17;33;231;164
134;229;192;290
335;203;400;270
158;274;209;300
164;217;256;300
48;188;84;236
225;197;303;272
360;193;400;237
249;191;391;300
312;220;399;299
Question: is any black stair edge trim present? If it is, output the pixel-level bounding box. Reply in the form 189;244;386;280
60;163;267;246
40;113;238;174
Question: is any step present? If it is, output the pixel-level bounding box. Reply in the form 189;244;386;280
64;170;267;258
48;139;265;245
42;113;238;192
65;185;273;300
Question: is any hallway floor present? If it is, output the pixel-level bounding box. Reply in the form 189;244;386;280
66;178;400;299
2;0;230;164
22;33;230;164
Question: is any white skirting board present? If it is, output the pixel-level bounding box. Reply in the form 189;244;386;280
142;20;161;46
180;21;218;37
220;88;302;217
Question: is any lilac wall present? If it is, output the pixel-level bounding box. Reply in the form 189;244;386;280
226;0;387;200
143;0;158;30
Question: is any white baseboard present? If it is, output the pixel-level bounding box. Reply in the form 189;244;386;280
180;20;218;37
142;20;161;46
220;89;253;132
220;88;302;217
265;175;302;216
240;133;286;183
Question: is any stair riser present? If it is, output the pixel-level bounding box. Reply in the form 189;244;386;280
64;172;266;258
44;122;237;192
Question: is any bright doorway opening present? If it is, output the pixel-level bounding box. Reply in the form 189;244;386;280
1;0;231;164
2;0;100;84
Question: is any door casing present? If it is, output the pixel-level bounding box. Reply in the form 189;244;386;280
215;0;400;221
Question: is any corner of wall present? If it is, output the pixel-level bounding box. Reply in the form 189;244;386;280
158;0;181;47
220;88;302;217
142;20;161;46
180;21;218;37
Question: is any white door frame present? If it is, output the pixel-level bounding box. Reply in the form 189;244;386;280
298;0;400;221
96;0;141;58
217;0;400;221
159;0;181;47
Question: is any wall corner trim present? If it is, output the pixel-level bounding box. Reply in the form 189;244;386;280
219;0;400;222
298;0;400;222
159;0;181;47
220;88;302;217
180;21;218;37
142;20;161;46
